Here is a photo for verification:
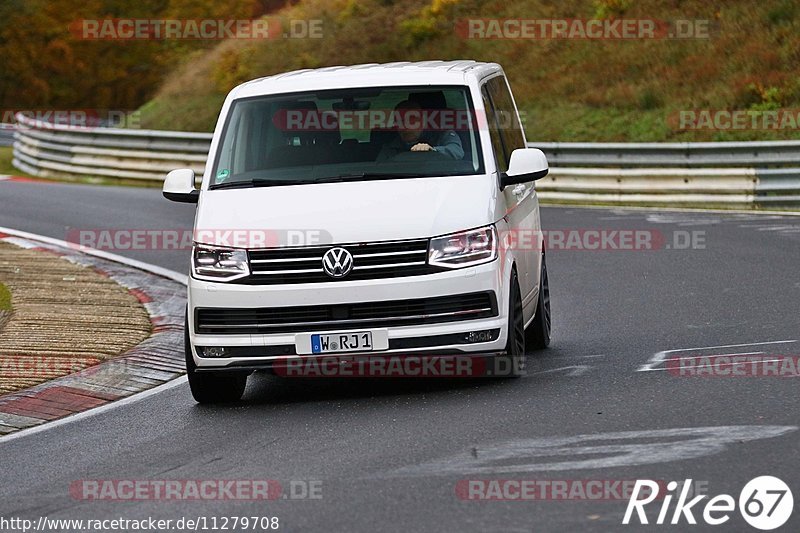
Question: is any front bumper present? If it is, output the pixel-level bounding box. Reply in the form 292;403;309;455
188;259;509;369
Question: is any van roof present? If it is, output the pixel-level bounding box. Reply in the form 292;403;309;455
231;60;502;99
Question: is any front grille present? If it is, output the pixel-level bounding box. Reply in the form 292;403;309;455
239;238;442;284
195;292;498;335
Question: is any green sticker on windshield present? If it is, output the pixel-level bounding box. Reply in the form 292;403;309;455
216;169;230;182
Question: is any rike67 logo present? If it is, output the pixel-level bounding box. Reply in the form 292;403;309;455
623;476;793;530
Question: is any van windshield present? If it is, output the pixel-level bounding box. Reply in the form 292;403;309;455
209;86;484;189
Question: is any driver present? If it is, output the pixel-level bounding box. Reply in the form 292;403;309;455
377;100;464;161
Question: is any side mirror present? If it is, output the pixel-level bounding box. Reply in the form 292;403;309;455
163;169;199;203
500;148;549;189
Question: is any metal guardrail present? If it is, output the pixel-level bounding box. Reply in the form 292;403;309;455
532;141;800;168
10;114;799;207
12;113;210;181
535;168;757;206
0;124;15;147
528;143;800;206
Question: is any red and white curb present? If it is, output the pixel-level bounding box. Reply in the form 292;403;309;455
0;227;187;438
0;175;44;183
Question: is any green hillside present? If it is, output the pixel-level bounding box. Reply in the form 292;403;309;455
136;0;800;141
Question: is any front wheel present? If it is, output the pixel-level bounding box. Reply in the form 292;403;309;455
526;252;551;350
495;269;526;378
185;318;247;404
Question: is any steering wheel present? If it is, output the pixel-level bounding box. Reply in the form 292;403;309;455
389;149;449;162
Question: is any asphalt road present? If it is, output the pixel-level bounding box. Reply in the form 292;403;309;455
1;178;799;532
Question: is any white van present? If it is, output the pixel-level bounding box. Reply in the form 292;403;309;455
163;60;552;403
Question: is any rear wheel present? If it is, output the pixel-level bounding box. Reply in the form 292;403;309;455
495;269;526;378
526;252;551;349
185;317;247;404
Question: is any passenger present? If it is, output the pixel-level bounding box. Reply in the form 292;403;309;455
377;100;464;161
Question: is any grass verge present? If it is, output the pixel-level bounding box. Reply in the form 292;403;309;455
0;282;11;312
0;147;37;179
0;281;12;331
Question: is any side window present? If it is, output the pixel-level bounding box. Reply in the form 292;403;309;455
481;85;508;173
486;76;525;168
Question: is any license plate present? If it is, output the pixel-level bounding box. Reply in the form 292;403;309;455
295;330;389;355
312;331;373;354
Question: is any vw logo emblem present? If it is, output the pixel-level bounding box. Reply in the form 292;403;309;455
322;247;354;278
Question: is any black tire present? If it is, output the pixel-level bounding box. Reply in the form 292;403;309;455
495;269;526;378
185;317;247;404
525;252;551;350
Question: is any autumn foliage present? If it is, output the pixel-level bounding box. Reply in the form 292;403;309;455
0;0;287;111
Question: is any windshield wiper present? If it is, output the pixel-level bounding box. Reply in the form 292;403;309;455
209;173;428;190
209;179;265;190
209;179;310;190
315;172;428;182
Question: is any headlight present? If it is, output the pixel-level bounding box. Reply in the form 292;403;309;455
192;244;249;281
428;226;497;269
